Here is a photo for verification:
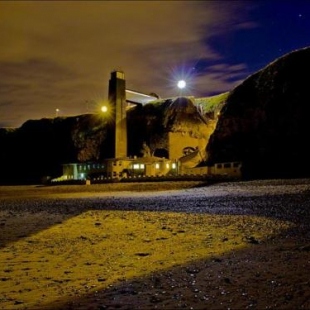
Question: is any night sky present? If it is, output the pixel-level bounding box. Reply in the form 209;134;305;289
1;0;310;128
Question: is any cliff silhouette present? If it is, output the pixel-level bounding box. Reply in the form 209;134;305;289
207;46;310;179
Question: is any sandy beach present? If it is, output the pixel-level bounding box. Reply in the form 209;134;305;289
0;179;309;309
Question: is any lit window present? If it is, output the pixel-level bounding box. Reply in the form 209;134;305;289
140;164;145;169
155;163;160;169
172;163;176;169
133;164;139;169
166;163;170;169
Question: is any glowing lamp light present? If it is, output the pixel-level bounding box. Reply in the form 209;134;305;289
101;105;108;113
177;80;186;89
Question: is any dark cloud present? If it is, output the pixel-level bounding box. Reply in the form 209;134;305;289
0;59;76;82
2;1;308;127
1;1;251;127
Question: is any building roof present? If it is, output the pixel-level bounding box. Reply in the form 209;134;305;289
104;156;170;163
125;89;158;105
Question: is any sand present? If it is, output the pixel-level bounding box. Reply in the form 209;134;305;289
0;179;309;309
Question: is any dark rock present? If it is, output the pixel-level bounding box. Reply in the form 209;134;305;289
134;252;151;257
207;46;310;179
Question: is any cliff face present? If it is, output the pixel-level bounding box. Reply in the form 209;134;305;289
0;114;113;184
207;47;310;178
128;97;214;159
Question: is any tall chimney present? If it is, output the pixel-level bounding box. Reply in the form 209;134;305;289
108;71;127;158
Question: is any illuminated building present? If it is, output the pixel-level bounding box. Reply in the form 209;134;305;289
54;71;241;183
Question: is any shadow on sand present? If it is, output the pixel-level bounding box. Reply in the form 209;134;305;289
41;230;310;309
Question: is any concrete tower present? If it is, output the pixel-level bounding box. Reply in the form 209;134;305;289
108;71;127;158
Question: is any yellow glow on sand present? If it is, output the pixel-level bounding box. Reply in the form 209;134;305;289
0;210;292;309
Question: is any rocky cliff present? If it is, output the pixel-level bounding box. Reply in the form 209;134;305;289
207;46;310;178
127;97;215;159
0;114;114;184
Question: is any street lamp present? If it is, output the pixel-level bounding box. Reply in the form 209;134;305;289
177;80;186;97
177;80;186;89
55;108;60;117
101;105;108;113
